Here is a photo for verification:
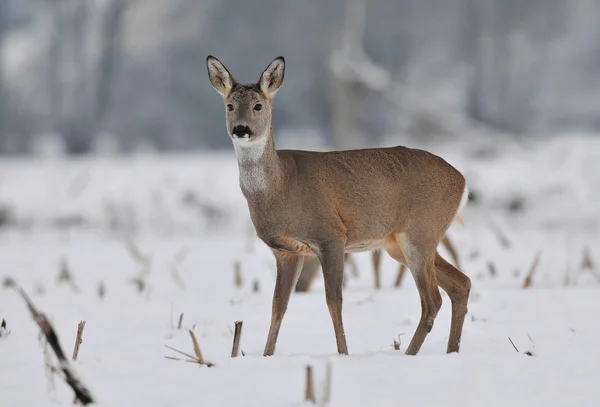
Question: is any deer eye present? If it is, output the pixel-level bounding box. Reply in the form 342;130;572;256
253;104;262;111
227;104;234;112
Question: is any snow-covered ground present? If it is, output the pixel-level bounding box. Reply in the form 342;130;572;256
1;134;600;406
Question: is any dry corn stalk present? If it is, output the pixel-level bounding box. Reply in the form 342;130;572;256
72;321;87;361
231;321;243;358
522;250;542;289
305;365;315;403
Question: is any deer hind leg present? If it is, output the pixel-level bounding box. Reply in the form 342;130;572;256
441;235;461;270
319;244;349;355
394;234;458;288
435;252;471;353
394;234;442;356
264;251;304;356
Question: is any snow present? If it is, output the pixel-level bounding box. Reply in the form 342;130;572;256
1;135;600;406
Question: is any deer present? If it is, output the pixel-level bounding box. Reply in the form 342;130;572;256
206;55;471;357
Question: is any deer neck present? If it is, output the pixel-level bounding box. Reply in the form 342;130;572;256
233;128;283;197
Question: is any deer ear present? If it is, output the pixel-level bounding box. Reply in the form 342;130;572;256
258;57;285;98
206;56;235;96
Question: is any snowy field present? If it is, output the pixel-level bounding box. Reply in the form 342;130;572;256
1;134;600;406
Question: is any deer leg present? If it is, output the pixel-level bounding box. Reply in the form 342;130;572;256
394;264;407;287
435;251;471;353
319;245;349;355
441;235;461;270
395;235;458;288
295;256;321;292
264;251;304;356
396;235;442;356
345;253;359;278
371;250;382;289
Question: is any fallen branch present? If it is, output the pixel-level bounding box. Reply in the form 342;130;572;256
508;337;519;352
189;330;213;367
72;321;87;361
508;336;534;357
164;330;215;367
15;287;94;405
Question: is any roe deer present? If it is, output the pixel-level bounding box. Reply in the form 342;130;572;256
206;55;471;356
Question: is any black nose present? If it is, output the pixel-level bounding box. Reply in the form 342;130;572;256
232;125;252;138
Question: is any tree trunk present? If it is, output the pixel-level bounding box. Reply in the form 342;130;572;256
0;0;6;149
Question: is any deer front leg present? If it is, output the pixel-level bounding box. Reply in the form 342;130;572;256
319;244;349;355
264;251;304;356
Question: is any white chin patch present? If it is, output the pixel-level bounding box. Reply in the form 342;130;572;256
232;134;252;144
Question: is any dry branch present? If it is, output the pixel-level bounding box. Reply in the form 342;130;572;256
231;321;243;358
522;250;542;289
166;331;215;367
488;220;511;249
508;337;519;352
508;336;534;357
234;261;243;287
72;321;86;361
15;287;94;405
57;258;80;293
177;313;184;329
189;330;210;365
579;247;600;283
305;365;315;403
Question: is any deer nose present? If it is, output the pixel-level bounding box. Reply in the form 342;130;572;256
232;125;252;138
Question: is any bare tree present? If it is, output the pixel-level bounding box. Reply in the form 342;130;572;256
328;0;390;149
93;0;130;135
47;0;64;135
41;0;132;153
0;0;7;147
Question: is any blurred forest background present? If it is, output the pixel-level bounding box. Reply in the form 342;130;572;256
1;0;599;155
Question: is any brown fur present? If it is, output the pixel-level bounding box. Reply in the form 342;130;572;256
206;55;471;357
